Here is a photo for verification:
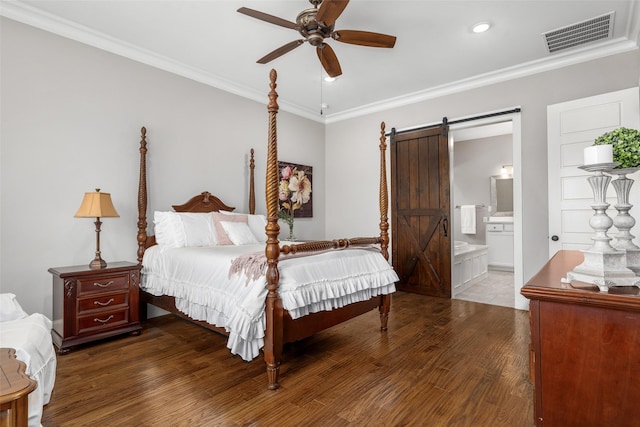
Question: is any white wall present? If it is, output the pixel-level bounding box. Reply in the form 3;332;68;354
325;50;640;287
0;18;325;316
453;134;513;245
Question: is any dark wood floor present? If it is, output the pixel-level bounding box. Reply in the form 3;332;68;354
42;292;533;426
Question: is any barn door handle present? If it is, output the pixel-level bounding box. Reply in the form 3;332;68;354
443;216;449;237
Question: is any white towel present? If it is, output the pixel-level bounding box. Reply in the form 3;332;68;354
460;205;476;234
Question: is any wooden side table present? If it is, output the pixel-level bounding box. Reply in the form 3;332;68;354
49;261;142;354
0;348;37;427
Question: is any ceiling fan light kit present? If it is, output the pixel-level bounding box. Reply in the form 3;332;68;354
238;0;397;78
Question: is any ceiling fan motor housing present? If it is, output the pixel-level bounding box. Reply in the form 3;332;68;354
297;8;334;46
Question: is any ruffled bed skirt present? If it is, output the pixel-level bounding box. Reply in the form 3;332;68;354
141;245;398;361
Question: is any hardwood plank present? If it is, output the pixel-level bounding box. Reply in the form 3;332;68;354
42;292;533;426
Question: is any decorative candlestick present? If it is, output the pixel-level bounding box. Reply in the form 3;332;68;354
564;162;639;291
609;167;640;274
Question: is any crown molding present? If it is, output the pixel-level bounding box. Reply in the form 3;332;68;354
324;37;638;124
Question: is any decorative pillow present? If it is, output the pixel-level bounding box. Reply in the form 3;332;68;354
153;211;186;248
177;212;217;247
212;211;248;245
219;211;268;243
0;293;29;322
220;221;259;245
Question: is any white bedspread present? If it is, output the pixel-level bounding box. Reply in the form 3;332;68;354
141;243;397;361
0;314;57;427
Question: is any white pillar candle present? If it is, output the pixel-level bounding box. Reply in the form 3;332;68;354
584;145;613;165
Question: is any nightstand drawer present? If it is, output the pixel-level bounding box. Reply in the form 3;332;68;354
78;308;128;334
78;292;128;314
77;273;129;295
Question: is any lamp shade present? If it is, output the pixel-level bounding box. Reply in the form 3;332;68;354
74;189;119;218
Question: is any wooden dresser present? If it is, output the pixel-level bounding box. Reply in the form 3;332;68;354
49;261;142;354
521;250;640;427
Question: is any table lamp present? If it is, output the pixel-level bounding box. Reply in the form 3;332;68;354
74;189;119;269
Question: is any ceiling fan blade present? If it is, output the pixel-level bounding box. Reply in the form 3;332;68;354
316;0;350;27
332;30;397;48
237;7;298;30
316;43;342;78
257;40;305;64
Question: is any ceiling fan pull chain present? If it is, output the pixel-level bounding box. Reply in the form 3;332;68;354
320;64;324;116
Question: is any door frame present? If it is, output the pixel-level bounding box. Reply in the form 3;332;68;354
448;110;525;309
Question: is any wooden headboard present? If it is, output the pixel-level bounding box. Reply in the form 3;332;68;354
172;192;235;213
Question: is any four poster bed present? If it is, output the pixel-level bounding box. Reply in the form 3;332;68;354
136;69;397;389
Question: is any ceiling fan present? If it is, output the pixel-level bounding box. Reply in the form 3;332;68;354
237;0;397;78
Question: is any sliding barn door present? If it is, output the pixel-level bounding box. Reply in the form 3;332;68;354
391;124;451;297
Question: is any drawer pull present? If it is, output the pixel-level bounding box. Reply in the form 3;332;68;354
94;315;114;324
94;298;114;307
93;280;114;288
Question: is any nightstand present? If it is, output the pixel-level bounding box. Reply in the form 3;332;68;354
49;261;142;354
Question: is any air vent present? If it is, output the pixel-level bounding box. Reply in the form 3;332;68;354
543;12;614;54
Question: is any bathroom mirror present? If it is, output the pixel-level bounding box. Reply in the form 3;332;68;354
490;175;513;216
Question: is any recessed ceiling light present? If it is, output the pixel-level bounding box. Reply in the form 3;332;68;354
324;76;336;82
472;22;491;33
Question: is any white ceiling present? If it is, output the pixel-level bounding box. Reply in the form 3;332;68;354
2;1;639;123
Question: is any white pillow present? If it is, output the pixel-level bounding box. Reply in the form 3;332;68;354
220;221;259;245
0;293;29;321
219;211;268;243
176;212;217;246
153;211;186;248
212;212;247;245
153;211;217;247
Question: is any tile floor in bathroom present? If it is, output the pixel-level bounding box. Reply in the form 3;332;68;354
454;269;515;308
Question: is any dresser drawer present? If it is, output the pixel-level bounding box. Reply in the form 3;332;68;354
77;273;130;295
78;292;128;314
78;308;129;334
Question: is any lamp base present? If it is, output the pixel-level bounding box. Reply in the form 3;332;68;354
89;257;107;269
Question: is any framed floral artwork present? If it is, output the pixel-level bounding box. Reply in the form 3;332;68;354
277;161;313;220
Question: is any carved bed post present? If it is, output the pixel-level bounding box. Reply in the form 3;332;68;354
249;148;256;215
378;122;392;331
379;122;390;260
264;69;283;390
137;127;148;264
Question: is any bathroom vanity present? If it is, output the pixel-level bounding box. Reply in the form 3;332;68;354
485;217;514;270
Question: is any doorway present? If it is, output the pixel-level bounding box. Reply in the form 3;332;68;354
449;112;524;309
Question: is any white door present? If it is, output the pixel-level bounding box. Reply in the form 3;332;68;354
548;87;640;256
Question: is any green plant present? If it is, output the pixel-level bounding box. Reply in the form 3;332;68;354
593;127;640;168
